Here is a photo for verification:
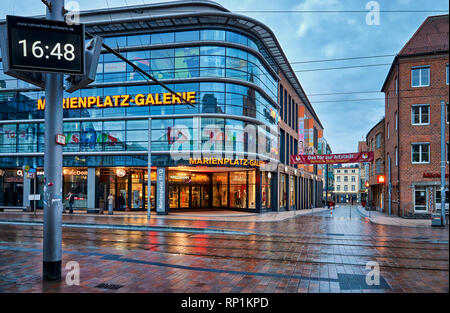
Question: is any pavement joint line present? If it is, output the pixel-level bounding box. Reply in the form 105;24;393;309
0;244;340;284
0;220;253;236
1;238;448;264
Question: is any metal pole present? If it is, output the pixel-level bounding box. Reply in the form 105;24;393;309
388;156;391;216
42;0;64;281
440;100;447;226
147;117;152;219
325;165;328;205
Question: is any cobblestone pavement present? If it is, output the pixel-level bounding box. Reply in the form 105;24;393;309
0;205;448;293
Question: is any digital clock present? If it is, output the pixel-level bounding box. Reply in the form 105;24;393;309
6;15;84;75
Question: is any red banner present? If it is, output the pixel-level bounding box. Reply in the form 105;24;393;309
290;152;374;165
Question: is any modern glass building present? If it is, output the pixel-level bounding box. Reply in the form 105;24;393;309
0;0;325;214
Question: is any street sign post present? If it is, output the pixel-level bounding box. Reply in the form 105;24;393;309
1;0;84;281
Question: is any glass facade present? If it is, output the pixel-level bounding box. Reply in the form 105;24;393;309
0;6;324;214
0;24;280;213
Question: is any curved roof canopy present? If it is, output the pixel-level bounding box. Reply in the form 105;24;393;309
79;0;323;129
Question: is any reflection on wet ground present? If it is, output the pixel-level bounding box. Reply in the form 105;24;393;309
0;205;448;293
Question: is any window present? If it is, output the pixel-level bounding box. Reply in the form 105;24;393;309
376;133;381;148
344;170;348;173
412;143;430;164
395;76;398;94
412;105;430;125
414;187;427;211
336;185;341;191
387;123;390;139
395;111;398;130
352;170;355;173
376;159;382;174
395;146;398;166
344;176;348;182
337;170;340;173
351;185;355;191
337;176;341;182
387;92;389;108
446;64;449;85
344;185;348;191
351;176;356;182
411;66;430;87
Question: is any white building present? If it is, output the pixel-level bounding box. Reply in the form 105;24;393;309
333;165;360;203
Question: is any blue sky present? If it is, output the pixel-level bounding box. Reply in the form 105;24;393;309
2;0;448;153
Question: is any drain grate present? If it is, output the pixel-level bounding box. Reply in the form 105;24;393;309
95;283;123;290
337;273;391;290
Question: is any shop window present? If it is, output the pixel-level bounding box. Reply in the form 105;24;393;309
63;168;87;209
262;172;271;209
212;173;228;208
289;175;295;209
279;174;287;208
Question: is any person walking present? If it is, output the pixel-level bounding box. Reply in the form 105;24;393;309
108;193;114;215
68;192;75;214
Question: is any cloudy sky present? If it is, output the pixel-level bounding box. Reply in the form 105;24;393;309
2;0;448;153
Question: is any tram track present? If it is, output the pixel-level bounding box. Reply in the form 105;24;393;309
0;228;448;272
0;221;448;246
0;225;448;251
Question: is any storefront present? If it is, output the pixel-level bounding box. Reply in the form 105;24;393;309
0;1;326;214
0;169;24;206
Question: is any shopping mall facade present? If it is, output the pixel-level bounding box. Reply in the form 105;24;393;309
0;0;325;214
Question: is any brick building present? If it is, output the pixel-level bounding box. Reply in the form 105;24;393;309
366;118;385;211
357;141;369;203
381;14;449;217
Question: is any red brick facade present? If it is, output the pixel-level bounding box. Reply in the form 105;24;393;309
366;119;385;210
381;15;449;217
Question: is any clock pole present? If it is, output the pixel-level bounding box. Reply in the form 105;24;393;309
43;0;64;281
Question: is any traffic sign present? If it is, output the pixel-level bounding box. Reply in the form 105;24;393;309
5;15;84;74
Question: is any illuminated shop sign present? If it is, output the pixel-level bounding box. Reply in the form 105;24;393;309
63;169;88;176
37;92;197;110
189;157;263;167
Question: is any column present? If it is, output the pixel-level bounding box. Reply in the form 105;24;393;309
87;167;96;209
272;171;279;212
255;170;262;213
156;167;168;215
23;174;31;208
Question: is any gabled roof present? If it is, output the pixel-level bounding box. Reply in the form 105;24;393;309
381;14;449;92
399;14;449;56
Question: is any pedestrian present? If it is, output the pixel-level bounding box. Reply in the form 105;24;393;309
118;193;125;210
68;192;75;214
108;193;114;215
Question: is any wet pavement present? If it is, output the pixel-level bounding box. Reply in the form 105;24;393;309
0;205;448;293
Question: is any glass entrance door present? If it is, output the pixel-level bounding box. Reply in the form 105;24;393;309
200;186;209;208
180;186;190;208
192;186;201;208
169;185;178;209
